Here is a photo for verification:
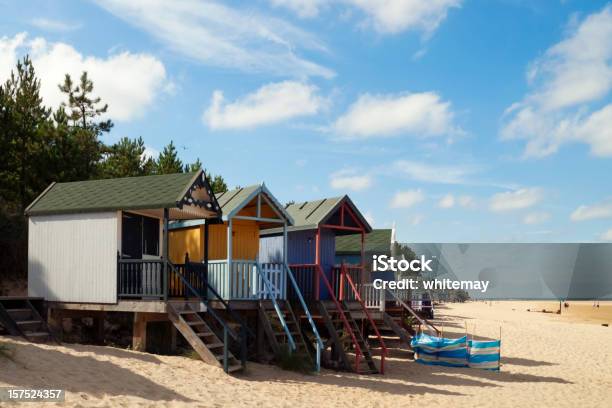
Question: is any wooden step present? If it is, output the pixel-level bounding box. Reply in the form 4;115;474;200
25;331;49;337
227;364;243;373
274;331;299;336
16;319;41;325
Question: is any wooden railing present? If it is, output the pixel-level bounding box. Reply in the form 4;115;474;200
287;264;318;302
333;264;362;301
117;259;165;298
360;283;385;310
285;263;324;372
168;262;252;372
169;262;208;298
206;259;287;300
340;264;387;374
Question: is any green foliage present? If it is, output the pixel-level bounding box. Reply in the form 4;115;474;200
208;173;228;194
275;345;314;374
156;141;183;174
453;290;470;303
58;72;113;134
0;56;228;284
0;56;52;211
392;243;419;279
100;137;152;178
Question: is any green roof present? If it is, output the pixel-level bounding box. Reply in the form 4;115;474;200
170;184;293;229
26;172;208;216
262;195;372;235
285;196;345;230
336;229;392;254
215;185;261;215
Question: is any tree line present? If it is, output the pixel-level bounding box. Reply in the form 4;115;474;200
0;56;227;284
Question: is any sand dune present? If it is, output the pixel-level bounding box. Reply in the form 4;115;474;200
1;302;611;407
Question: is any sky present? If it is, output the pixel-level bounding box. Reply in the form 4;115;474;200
1;0;612;243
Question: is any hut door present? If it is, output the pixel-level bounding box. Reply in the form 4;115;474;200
122;213;143;259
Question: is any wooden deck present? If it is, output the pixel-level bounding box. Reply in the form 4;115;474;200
47;299;207;313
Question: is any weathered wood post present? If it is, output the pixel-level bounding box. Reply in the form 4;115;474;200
163;208;169;301
227;218;233;299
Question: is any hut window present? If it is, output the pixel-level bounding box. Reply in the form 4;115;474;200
142;216;160;256
122;212;160;258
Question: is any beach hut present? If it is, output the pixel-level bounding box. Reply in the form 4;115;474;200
335;228;393;273
259;196;389;374
24;171;251;373
169;184;323;369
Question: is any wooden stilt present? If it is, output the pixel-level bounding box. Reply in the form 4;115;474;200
47;308;64;342
94;312;106;345
133;312;148;351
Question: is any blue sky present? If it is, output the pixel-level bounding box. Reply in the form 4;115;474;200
2;0;612;242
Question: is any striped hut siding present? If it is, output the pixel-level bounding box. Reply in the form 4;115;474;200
260;229;336;299
28;212;118;303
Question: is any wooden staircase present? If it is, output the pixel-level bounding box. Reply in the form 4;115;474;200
258;299;312;363
0;297;53;343
364;310;412;350
318;300;378;374
167;303;243;374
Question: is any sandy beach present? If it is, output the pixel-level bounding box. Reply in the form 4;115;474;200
1;301;611;407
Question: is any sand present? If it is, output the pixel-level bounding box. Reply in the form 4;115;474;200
1;301;611;407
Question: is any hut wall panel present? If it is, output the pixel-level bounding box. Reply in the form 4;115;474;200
207;220;259;261
28;212;118;303
259;235;284;263
169;226;202;263
319;229;336;299
288;230;316;264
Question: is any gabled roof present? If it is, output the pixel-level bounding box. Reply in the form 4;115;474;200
170;183;293;229
336;229;392;254
25;171;221;219
261;195;372;235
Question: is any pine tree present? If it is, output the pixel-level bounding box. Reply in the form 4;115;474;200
101;137;151;178
58;71;113;134
0;56;52;211
156;141;183;174
185;158;203;173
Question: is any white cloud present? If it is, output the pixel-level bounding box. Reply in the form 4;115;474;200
523;212;550;225
392;160;475;184
570;199;612;221
203;81;325;130
408;214;424;226
270;0;327;18
0;33;168;121
438;194;455;208
390;189;424;208
94;0;333;79
345;0;461;35
142;146;159;160
329;169;373;191
457;195;475;208
270;0;461;36
489;188;543;212
333;91;460;139
30;17;81;32
501;5;612;157
438;193;475;209
600;228;612;241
